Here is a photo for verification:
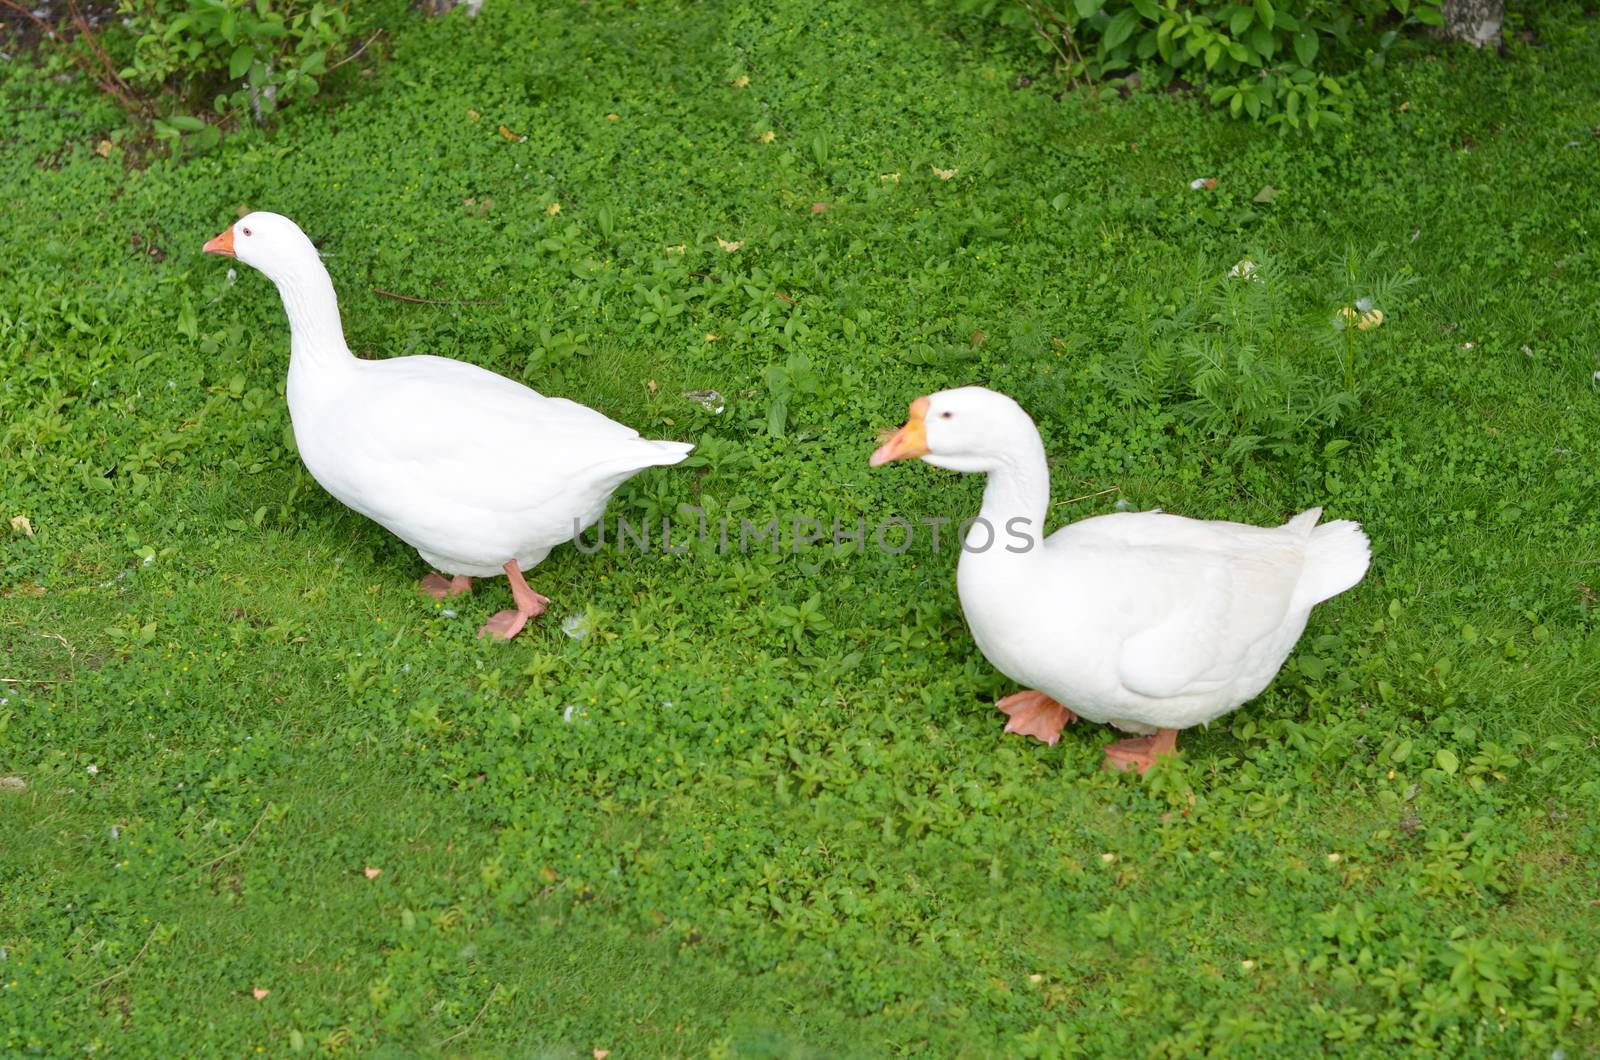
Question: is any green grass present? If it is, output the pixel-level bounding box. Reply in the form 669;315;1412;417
3;1;1600;1054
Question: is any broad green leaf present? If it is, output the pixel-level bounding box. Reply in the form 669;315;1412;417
1436;749;1460;775
1073;0;1103;18
1247;23;1276;58
229;44;254;80
1131;0;1159;17
176;294;198;341
1255;0;1275;30
1104;8;1139;49
1293;29;1319;66
1228;6;1253;35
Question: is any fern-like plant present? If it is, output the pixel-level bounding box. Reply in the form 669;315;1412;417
1094;250;1411;461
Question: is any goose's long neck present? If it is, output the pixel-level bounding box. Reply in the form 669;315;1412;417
970;431;1052;553
275;256;354;379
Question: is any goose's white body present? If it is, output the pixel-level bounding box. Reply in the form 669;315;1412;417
958;506;1368;734
876;387;1370;738
220;212;691;579
287;352;691;577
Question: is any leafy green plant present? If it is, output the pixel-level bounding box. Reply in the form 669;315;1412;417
2;0;372;152
760;351;821;438
964;0;1444;128
1318;243;1419;390
121;0;365;136
1094;253;1384;461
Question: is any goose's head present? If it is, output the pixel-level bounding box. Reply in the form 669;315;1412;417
203;211;321;285
869;386;1039;474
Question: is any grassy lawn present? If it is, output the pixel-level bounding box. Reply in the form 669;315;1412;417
3;0;1599;1054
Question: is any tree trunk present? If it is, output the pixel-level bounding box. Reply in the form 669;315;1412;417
1439;0;1503;49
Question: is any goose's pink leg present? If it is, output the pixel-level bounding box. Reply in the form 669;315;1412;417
996;690;1078;746
418;573;472;600
478;560;549;641
1103;728;1180;774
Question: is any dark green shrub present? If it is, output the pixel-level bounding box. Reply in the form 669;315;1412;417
961;0;1445;128
4;0;372;152
117;0;363;144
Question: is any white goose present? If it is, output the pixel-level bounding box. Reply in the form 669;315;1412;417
204;212;692;640
871;387;1370;773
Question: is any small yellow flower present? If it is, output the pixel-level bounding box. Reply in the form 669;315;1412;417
716;238;743;253
731;74;750;89
931;165;958;181
879;172;900;183
544;202;561;216
758;130;776;144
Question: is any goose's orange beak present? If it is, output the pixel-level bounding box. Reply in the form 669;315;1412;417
202;226;235;257
869;396;931;467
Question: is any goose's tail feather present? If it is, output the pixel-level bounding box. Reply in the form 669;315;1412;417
637;439;694;467
1293;512;1371;611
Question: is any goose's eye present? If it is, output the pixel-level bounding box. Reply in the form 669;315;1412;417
241;226;252;237
940;411;953;420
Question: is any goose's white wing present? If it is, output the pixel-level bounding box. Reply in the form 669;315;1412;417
1047;512;1311;700
330;355;679;515
1107;546;1303;699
